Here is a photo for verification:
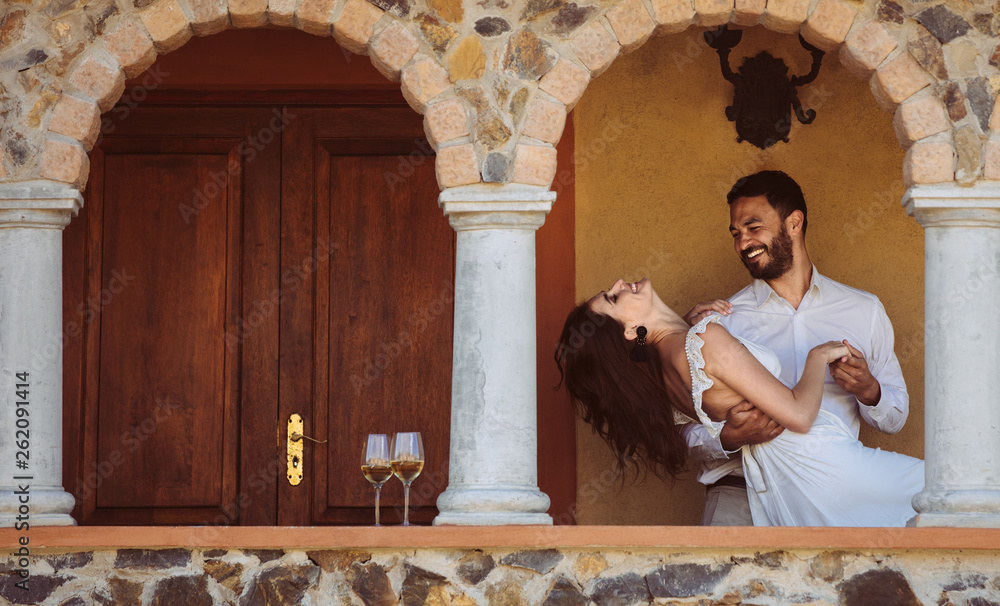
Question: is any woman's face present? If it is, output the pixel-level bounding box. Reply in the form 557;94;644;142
587;278;654;337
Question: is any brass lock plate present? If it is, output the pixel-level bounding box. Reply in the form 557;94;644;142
287;414;304;486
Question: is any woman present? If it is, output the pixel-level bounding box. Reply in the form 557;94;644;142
556;277;924;526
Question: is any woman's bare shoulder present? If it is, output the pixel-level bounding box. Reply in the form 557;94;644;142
685;322;746;420
698;321;740;346
698;322;750;370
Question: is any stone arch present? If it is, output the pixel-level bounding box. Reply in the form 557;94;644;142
0;0;479;190
497;0;1000;190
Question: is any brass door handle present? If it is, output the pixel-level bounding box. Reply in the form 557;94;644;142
286;413;327;486
289;432;328;444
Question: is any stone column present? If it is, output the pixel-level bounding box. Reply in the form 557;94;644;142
434;185;555;525
0;180;81;527
904;182;1000;528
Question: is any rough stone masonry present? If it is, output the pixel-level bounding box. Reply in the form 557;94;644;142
0;0;999;190
0;546;998;605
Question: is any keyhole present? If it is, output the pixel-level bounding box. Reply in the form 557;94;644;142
293;455;300;468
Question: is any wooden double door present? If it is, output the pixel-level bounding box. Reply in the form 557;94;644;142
63;96;454;525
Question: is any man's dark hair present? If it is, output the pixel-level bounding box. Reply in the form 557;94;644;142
727;170;808;234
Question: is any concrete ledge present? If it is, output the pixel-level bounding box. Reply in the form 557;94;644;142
3;525;1000;550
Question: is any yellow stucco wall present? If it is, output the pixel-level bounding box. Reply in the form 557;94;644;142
572;27;925;525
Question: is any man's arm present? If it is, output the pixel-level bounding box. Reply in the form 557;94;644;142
682;400;784;461
829;300;908;434
681;422;730;461
683;299;732;326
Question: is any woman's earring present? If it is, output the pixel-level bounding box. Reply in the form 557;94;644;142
631;326;648;362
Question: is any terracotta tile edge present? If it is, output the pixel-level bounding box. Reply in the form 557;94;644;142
2;526;999;551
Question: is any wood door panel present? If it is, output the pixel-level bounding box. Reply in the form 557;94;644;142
317;150;451;525
95;152;231;509
280;109;453;525
66;108;278;525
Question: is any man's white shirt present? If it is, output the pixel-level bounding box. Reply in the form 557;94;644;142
682;267;909;484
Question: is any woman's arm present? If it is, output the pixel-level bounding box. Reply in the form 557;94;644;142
699;324;848;433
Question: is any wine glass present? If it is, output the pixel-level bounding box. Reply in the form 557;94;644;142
390;432;424;526
361;434;392;526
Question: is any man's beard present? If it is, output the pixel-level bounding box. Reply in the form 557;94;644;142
742;225;794;281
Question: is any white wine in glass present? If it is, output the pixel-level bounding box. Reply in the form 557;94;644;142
361;434;391;526
390;432;424;526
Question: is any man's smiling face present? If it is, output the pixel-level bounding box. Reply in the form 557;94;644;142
729;195;794;281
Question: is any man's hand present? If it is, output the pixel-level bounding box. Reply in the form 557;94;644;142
683;299;733;326
829;339;881;406
719;400;784;451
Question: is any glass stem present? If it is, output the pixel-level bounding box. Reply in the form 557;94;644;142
403;483;411;526
374;485;382;527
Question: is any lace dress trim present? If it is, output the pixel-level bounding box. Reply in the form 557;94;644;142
686;315;726;438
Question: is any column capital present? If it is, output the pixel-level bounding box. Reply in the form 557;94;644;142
0;180;83;229
439;185;555;231
903;182;1000;228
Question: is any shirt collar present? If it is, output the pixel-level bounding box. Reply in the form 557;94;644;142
750;265;824;309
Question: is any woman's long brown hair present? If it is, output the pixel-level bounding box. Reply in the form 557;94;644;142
554;303;692;481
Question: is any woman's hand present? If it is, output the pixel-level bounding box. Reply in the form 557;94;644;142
683;299;733;326
810;340;851;364
830;340;881;406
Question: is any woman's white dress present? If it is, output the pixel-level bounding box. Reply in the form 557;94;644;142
686;315;924;527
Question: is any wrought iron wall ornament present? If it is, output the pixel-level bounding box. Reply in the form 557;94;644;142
703;26;826;149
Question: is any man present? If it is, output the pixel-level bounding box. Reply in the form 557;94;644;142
682;170;909;526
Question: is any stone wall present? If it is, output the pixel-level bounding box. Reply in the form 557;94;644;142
1;0;999;191
1;546;999;605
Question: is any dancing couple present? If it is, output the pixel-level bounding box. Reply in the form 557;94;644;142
556;171;923;527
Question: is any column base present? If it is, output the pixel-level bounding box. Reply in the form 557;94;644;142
433;511;553;526
910;487;1000;528
0;512;77;527
434;486;552;526
908;513;1000;528
0;487;76;527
